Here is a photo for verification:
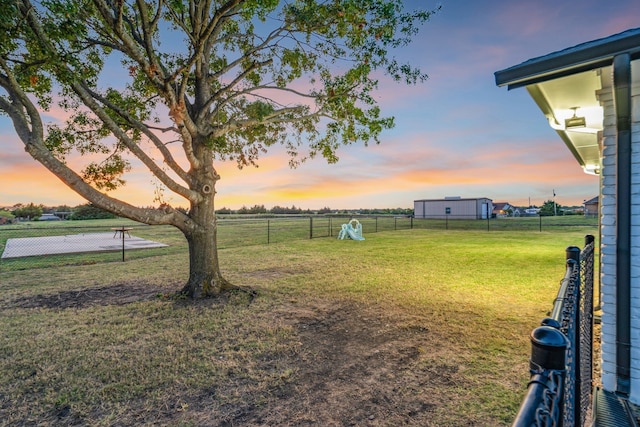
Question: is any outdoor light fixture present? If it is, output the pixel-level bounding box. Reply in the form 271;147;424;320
547;106;602;134
565;107;586;129
584;164;601;175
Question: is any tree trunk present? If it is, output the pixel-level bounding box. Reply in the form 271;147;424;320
181;221;232;298
179;184;235;298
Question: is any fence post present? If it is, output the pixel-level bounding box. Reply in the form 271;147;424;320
512;321;569;426
566;245;580;262
267;219;270;245
309;216;313;239
533;320;567;371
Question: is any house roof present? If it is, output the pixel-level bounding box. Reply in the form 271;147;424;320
584;196;599;205
494;28;640;175
495;28;640;89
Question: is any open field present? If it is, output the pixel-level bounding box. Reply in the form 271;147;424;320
0;225;597;426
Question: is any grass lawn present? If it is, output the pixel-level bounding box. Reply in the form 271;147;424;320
0;226;597;426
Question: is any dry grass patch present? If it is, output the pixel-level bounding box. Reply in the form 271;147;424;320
1;283;493;426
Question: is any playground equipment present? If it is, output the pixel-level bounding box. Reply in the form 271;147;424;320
338;219;365;240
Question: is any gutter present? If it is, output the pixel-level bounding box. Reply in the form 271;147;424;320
613;53;632;397
494;28;640;90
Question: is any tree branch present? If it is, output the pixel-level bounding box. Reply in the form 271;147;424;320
82;85;192;185
72;80;199;202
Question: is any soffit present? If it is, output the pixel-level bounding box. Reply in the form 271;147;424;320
525;68;605;173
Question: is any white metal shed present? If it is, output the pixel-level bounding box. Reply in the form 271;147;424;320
413;197;493;220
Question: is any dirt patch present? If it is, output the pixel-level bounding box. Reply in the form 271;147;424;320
6;282;484;426
6;281;175;310
237;301;462;426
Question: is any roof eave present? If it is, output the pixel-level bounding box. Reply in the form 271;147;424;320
495;30;640;89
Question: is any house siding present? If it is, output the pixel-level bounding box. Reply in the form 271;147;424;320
630;70;640;402
600;61;640;403
599;76;618;393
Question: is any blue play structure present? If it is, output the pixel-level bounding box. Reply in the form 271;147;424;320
338;219;365;240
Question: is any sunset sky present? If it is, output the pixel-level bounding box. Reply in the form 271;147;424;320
2;0;639;210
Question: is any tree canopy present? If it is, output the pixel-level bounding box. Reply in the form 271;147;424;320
0;0;439;297
12;202;43;219
539;200;558;216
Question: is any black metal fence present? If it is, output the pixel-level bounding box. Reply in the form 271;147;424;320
0;215;598;271
512;235;595;427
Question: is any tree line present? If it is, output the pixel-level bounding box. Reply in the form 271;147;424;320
215;205;414;215
1;203;415;222
1;203;117;222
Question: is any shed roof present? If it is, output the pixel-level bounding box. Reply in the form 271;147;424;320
414;197;491;202
584;196;599;205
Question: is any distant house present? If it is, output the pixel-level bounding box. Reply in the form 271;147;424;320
413;197;493;220
38;213;61;221
54;211;72;220
523;207;540;216
492;202;513;217
583;196;599;217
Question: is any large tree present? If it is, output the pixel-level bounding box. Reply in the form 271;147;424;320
0;0;438;297
539;199;559;216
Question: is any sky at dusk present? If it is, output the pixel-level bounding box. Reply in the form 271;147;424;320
2;0;639;210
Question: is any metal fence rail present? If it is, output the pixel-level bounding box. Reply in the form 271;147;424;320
513;235;595;427
0;216;597;272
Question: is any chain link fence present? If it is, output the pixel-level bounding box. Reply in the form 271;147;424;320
512;235;595;427
0;215;598;271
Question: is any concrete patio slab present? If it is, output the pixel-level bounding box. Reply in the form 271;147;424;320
1;232;168;259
